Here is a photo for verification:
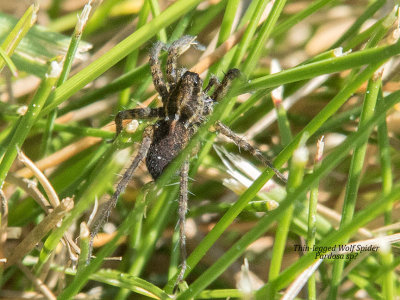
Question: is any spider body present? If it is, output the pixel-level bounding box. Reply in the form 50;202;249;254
91;35;286;286
146;70;205;179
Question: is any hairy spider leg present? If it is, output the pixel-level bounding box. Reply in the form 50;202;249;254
203;75;220;93
214;121;288;184
114;107;164;137
166;36;197;88
211;68;241;101
177;158;190;284
150;41;169;103
88;126;154;261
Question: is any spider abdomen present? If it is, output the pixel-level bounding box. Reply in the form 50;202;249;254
146;120;192;179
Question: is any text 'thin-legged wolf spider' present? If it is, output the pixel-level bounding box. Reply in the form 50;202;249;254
90;35;287;285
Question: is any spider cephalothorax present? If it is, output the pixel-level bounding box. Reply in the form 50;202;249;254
91;36;285;286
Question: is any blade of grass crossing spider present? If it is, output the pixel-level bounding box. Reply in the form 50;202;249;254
39;0;203;117
0;4;37;73
176;92;400;300
206;45;236;85
0;61;61;189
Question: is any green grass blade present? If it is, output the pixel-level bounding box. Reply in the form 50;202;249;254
0;5;37;73
0;61;61;188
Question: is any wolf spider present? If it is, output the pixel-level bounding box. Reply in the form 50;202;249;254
90;36;287;285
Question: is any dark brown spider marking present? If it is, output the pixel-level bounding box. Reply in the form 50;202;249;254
90;35;286;287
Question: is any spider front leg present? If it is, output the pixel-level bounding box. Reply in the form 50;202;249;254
214;121;287;184
176;158;190;285
114;107;163;138
166;36;198;88
150;41;169;103
89;126;154;261
203;75;220;93
211;68;241;101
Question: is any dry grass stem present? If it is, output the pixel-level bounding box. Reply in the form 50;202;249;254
5;197;74;268
15;152;81;258
16;136;104;178
6;173;51;212
17;150;60;207
17;262;57;300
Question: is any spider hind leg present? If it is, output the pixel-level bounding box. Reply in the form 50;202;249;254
176;158;190;285
88;126;154;261
214;121;287;184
